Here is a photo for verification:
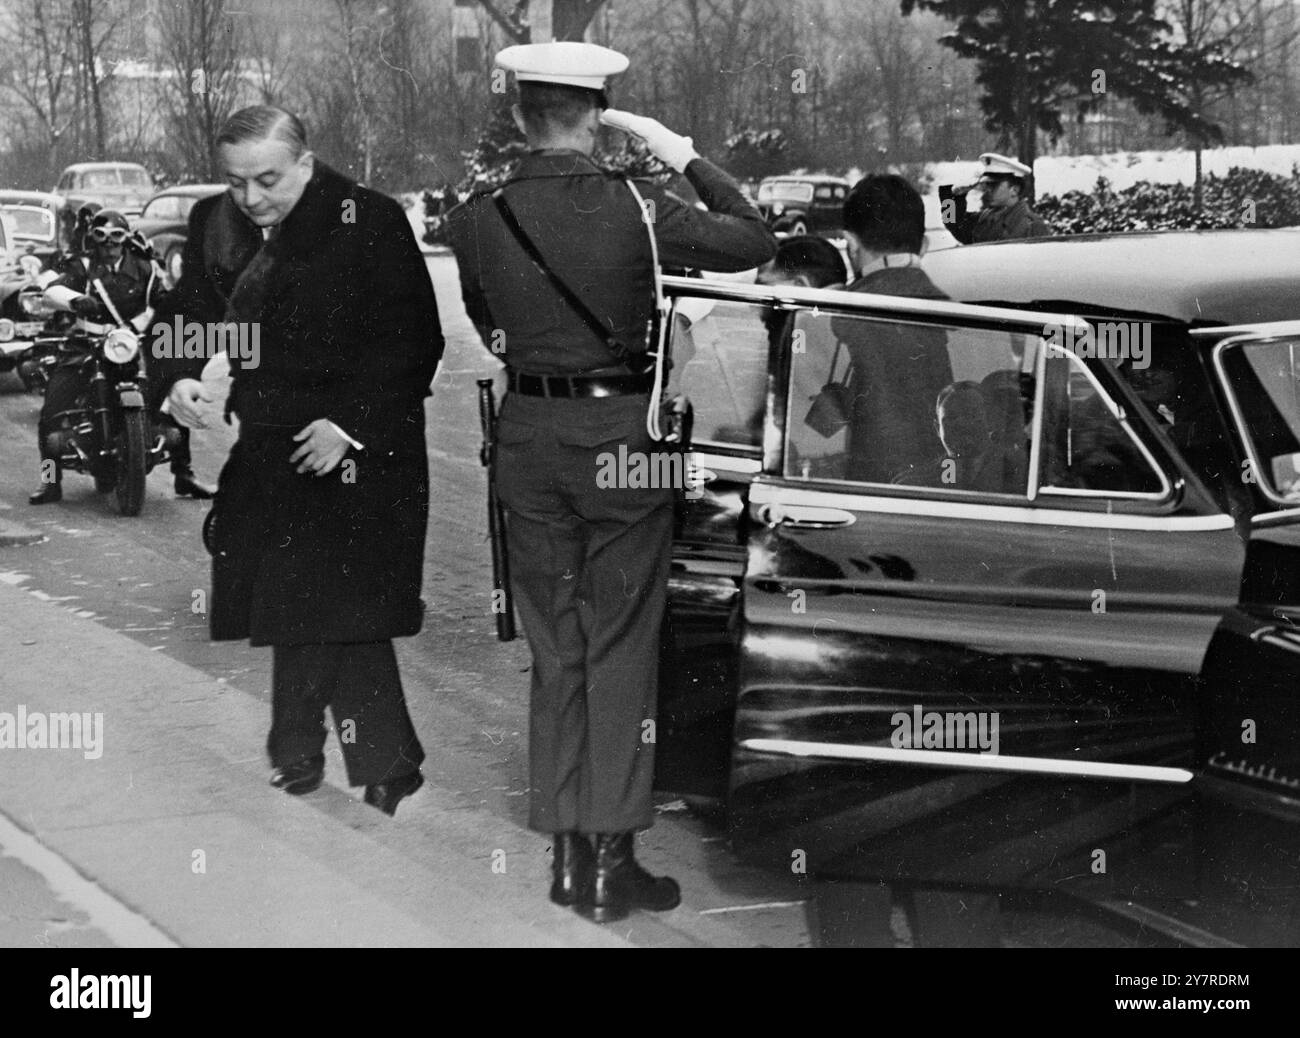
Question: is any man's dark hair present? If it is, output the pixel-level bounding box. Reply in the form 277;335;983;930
843;173;925;253
216;105;308;157
518;82;604;135
766;235;847;287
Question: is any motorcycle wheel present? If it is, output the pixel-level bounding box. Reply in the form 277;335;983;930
115;409;148;517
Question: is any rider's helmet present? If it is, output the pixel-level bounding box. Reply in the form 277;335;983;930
88;209;131;252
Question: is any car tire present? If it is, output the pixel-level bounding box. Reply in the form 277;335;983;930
790;220;808;237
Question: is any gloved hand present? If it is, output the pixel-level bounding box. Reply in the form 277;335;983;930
71;294;104;319
600;109;699;173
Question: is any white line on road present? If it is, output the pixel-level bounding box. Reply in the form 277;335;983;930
0;811;178;948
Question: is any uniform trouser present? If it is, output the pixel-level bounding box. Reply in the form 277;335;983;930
143;373;194;475
268;641;425;787
495;393;675;836
36;366;87;481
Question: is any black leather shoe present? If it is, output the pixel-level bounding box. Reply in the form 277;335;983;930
173;472;216;499
28;482;62;505
363;770;424;816
550;832;595;907
269;754;325;795
576;832;681;923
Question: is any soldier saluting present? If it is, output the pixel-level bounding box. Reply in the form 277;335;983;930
448;41;774;923
940;152;1051;244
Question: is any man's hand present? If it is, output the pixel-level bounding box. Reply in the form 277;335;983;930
167;378;213;429
290;419;349;476
71;294;103;319
600;109;699;173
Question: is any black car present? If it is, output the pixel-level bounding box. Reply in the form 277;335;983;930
654;228;1300;946
132;184;225;286
755;175;849;237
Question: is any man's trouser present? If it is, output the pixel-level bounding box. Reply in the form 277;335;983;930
269;641;425;787
36;365;88;482
495;392;676;836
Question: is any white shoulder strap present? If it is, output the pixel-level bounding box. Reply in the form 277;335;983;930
625;180;674;441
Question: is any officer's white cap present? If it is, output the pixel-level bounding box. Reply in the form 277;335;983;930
978;153;1033;178
495;42;629;91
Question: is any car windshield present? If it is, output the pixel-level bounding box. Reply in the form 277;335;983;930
1218;336;1300;500
0;206;54;239
758;181;815;205
143;195;190;220
82;167;149;188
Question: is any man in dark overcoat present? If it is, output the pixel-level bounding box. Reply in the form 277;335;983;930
447;42;774;921
155;106;444;815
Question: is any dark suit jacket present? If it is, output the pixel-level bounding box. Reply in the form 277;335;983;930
836;263;954;483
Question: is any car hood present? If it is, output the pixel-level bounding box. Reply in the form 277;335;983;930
131;217;183;239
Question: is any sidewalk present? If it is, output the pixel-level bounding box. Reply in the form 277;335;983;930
0;573;629;948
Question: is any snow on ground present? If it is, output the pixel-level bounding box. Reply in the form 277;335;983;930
929;143;1300;199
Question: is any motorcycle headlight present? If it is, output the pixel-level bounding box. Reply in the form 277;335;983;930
0;319;14;342
772;202;785;216
103;327;139;364
19;291;49;316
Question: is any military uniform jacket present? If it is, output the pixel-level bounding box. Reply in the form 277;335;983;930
447;151;775;375
49;250;163;324
941;190;1051;245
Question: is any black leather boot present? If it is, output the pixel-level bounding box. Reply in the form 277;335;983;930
28;480;62;505
576;832;681;923
550;832;594;907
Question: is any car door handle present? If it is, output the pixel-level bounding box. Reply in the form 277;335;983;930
755;503;856;529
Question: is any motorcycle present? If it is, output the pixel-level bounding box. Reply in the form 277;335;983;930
42;283;180;517
0;257;67;393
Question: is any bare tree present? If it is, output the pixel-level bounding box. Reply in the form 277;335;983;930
0;0;78;176
157;0;244;181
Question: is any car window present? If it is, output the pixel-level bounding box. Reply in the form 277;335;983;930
83;169;121;187
1218;335;1300;500
119;168;151;187
814;186;834;200
670;298;769;450
786;309;1034;493
1;207;54;239
758;181;815;205
143;196;184;220
1038;349;1167;497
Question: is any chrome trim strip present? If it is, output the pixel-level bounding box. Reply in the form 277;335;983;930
1212;331;1300;508
1089;901;1243;949
664;274;1091;335
692;451;762;474
739;737;1194;783
749;480;1233;532
1252;507;1300;526
1191;319;1300;340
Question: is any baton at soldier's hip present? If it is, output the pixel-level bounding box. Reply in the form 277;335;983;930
477;378;516;642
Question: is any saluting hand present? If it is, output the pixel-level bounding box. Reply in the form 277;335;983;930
290;419;349;476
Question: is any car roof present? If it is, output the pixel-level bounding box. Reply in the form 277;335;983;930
146;184;226;199
61;162;149;172
0;189;64;205
924;228;1300;328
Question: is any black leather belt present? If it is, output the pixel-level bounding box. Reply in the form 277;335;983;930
507;370;653;399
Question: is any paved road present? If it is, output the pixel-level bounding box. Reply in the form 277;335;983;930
0;255;1147;948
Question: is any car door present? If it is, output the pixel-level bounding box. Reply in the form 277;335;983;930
655;281;776;795
723;290;1246;892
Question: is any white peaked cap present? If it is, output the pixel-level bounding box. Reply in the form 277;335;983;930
978;153;1033;177
495;42;630;90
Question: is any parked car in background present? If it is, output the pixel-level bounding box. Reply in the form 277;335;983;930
131;184;225;286
656;228;1300;946
53;161;154;218
0;189;69;263
755;174;849;238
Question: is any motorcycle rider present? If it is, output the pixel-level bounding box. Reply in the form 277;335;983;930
29;209;213;504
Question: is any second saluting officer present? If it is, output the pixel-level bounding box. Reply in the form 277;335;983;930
448;42;775;922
